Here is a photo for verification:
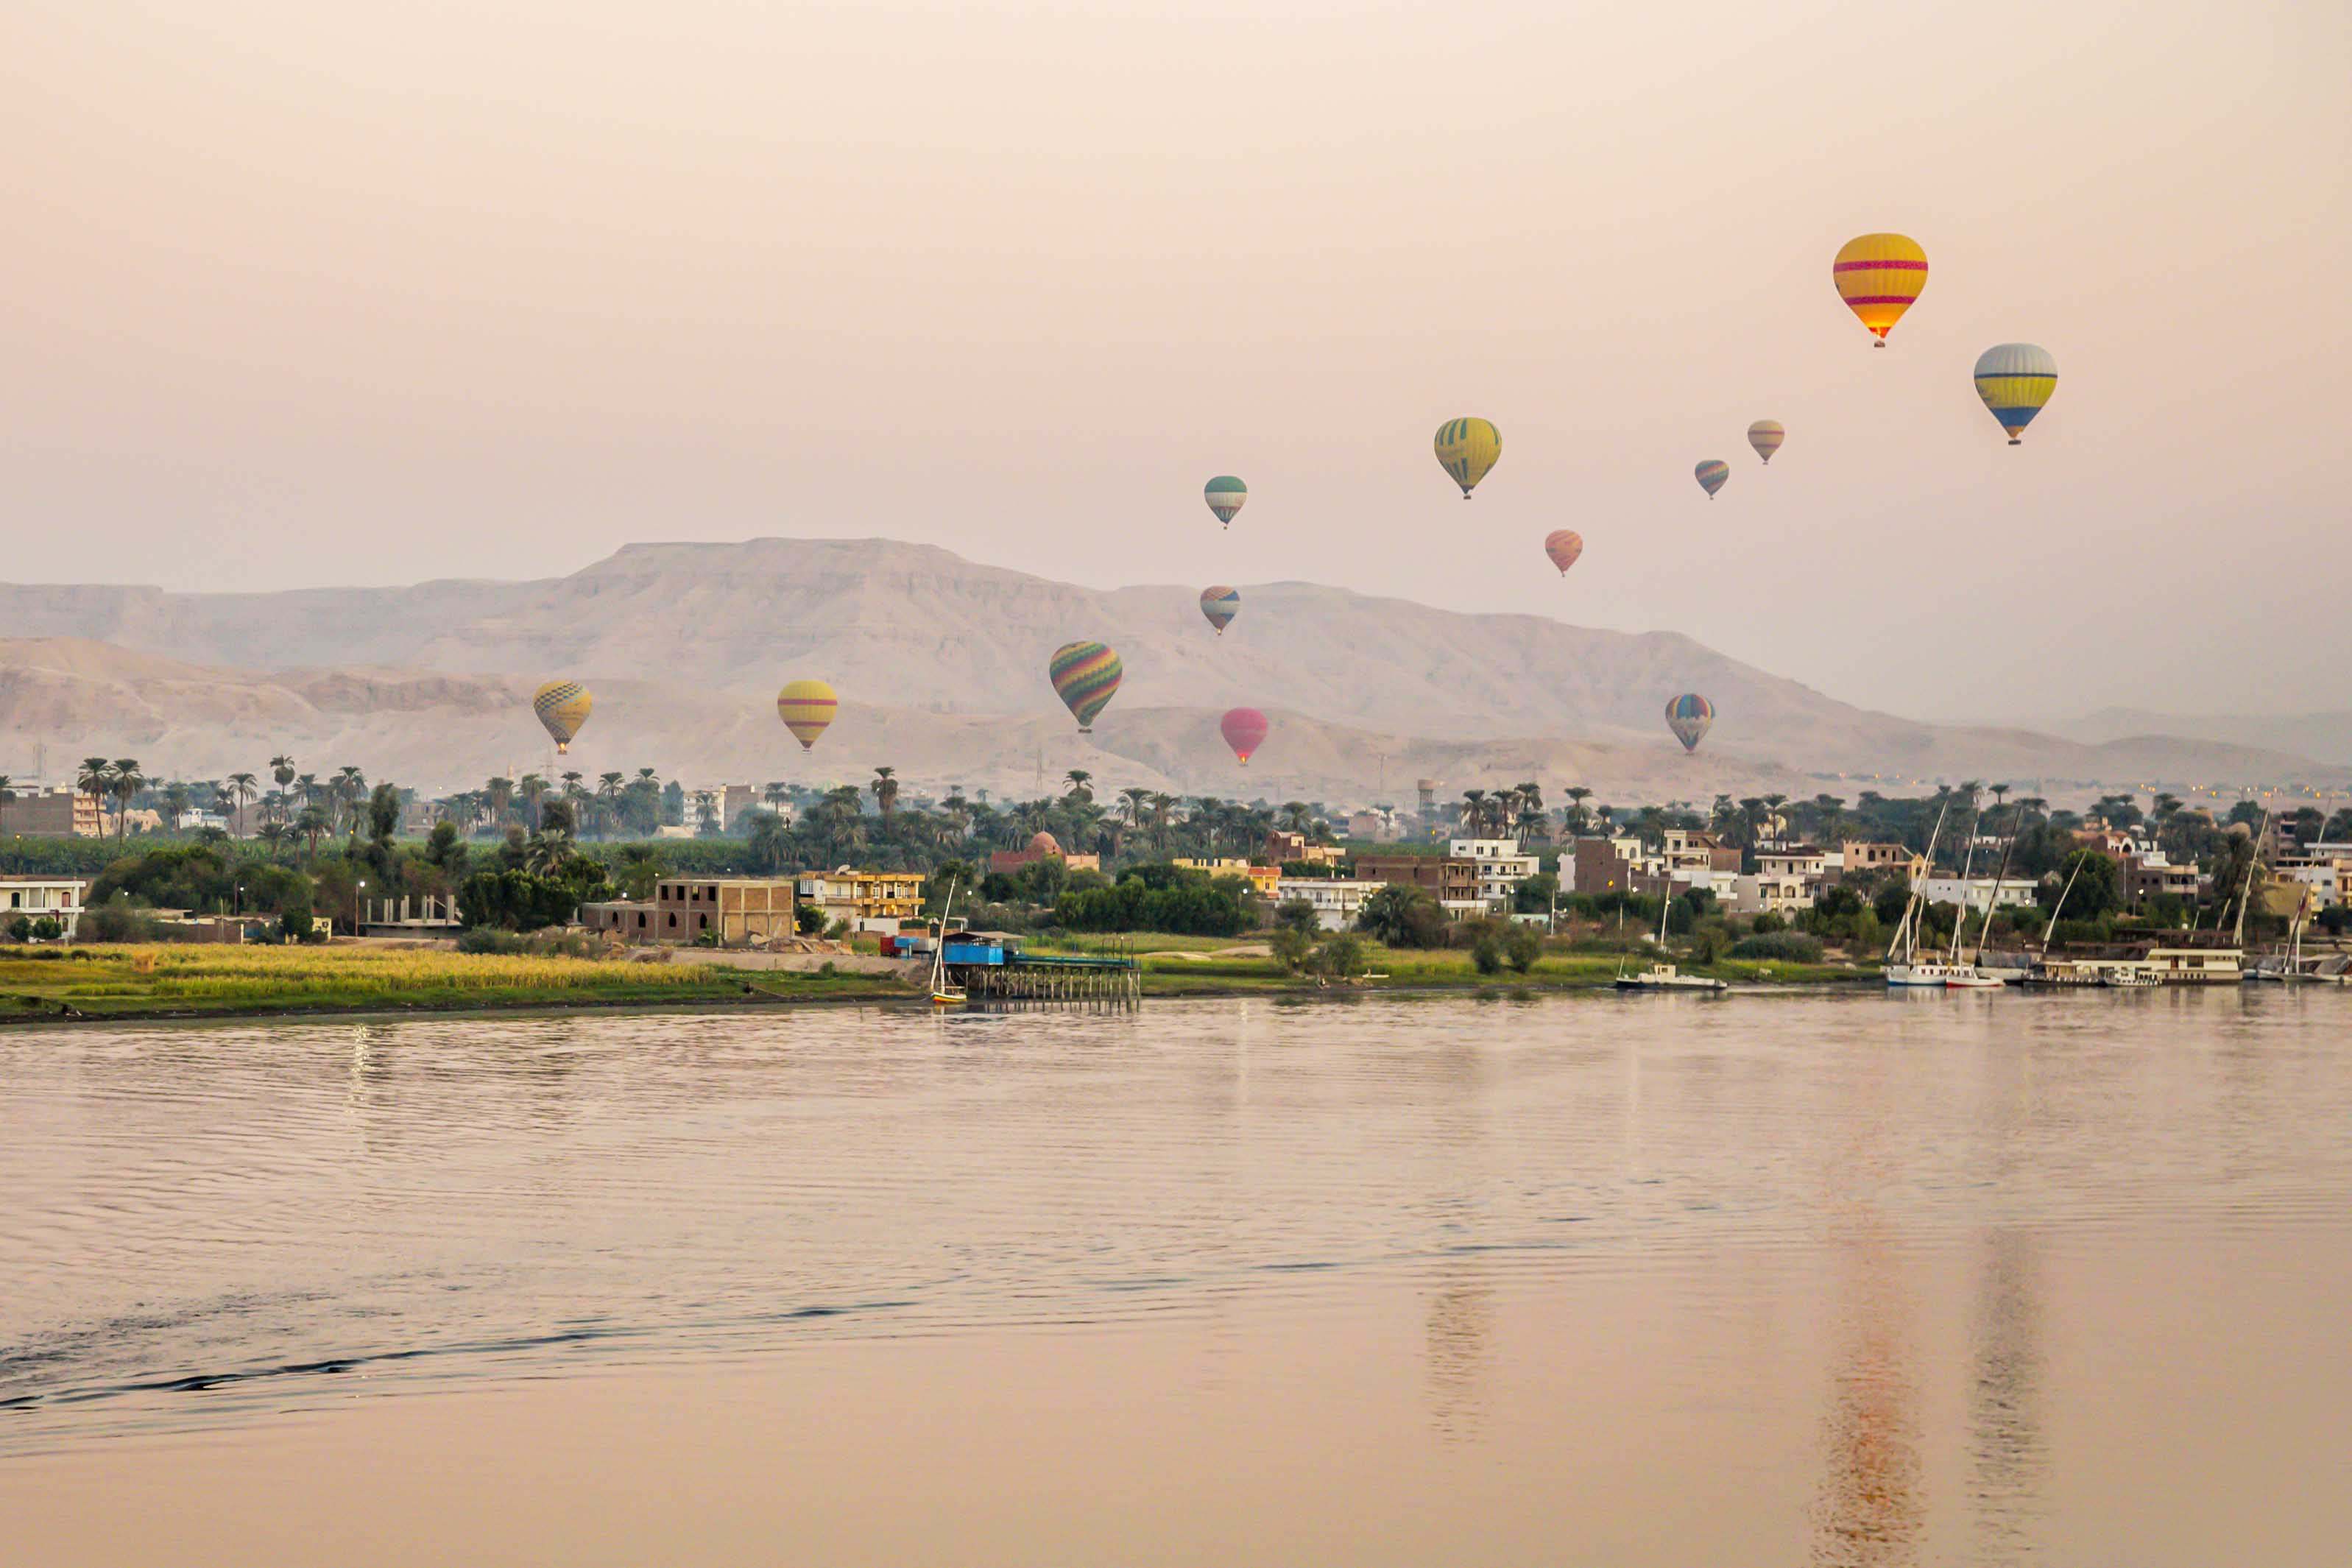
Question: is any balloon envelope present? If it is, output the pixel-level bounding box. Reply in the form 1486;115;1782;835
1199;585;1240;635
1543;530;1584;575
532;679;592;755
1972;343;2058;444
1220;707;1270;765
1049;642;1123;732
1665;693;1714;752
1833;233;1928;345
1748;420;1785;464
1204;476;1247;527
776;679;838;751
1695;459;1729;498
1433;417;1501;498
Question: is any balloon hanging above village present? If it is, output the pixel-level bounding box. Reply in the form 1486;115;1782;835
776;679;839;751
1747;420;1784;464
1199;585;1240;635
1664;693;1715;752
1049;642;1123;733
1972;343;2058;445
1543;530;1583;575
1204;476;1248;528
532;680;593;755
1832;233;1928;345
1694;459;1728;498
1220;707;1269;765
1433;417;1500;498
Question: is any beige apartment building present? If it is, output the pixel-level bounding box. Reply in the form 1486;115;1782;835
580;877;798;944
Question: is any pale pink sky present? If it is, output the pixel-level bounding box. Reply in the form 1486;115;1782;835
4;0;2347;722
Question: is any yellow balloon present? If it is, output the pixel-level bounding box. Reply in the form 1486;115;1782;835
1833;233;1928;345
776;679;838;751
532;679;592;754
1433;417;1500;498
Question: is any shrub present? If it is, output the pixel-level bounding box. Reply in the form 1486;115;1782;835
1502;925;1543;973
279;908;315;944
1270;924;1316;972
1472;931;1504;974
1751;911;1784;935
1309;931;1366;978
1356;884;1449;949
1729;930;1823;961
795;903;827;936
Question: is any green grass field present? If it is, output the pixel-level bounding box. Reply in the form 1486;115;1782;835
1131;942;1868;994
0;945;902;1022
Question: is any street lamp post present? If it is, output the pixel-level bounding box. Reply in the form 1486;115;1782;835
353;878;366;937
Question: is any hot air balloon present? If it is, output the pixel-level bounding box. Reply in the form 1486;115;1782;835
1695;459;1729;498
1048;642;1122;732
1972;343;2058;445
1664;693;1714;753
1221;707;1269;766
1433;417;1500;498
1543;530;1584;575
1833;233;1928;345
1204;476;1248;528
1199;585;1240;636
532;679;592;755
1748;420;1785;464
776;679;838;752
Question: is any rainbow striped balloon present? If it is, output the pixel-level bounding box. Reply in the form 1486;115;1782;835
1748;420;1785;465
1972;343;2058;445
1664;693;1715;753
775;678;838;751
1199;585;1240;636
1695;459;1729;498
1833;233;1928;345
532;679;592;755
1433;417;1501;498
1048;642;1123;732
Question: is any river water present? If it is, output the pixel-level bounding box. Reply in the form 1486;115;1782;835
4;989;2348;1564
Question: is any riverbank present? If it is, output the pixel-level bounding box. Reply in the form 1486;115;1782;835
0;946;904;1023
1;940;1876;1024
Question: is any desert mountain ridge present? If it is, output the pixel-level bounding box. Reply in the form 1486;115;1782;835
2;538;2346;801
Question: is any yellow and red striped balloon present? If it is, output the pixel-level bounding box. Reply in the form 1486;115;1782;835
776;679;838;751
1543;530;1583;575
1832;233;1928;346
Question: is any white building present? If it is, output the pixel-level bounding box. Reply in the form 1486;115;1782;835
1754;846;1829;883
1731;872;1815;917
2275;852;2349;910
1919;875;2035;914
1447;838;1539;911
1276;877;1375;931
1;876;90;939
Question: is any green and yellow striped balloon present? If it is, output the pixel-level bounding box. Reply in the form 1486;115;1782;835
1048;642;1123;732
1433;417;1500;498
532;679;592;754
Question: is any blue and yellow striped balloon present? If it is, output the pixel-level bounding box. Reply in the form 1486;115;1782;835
1664;693;1714;752
532;679;592;754
1695;459;1729;498
1433;417;1500;498
1972;343;2058;445
1198;585;1239;636
1048;642;1123;732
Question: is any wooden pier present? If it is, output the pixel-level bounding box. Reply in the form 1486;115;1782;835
949;941;1142;1003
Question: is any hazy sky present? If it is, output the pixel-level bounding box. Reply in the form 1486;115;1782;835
6;1;2347;725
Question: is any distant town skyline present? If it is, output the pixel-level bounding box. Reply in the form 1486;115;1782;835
6;1;2347;724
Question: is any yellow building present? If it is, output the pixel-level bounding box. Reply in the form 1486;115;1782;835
1173;858;1282;898
797;869;927;931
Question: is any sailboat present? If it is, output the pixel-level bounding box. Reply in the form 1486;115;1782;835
1884;801;1959;986
928;876;967;1006
1943;800;2024;989
1615;883;1728;992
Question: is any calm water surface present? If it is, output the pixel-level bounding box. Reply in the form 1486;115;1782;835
4;990;2349;1564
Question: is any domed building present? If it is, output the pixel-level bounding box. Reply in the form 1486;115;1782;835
990;827;1099;876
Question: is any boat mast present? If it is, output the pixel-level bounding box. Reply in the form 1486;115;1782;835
2231;810;2270;950
1969;801;2026;967
1890;799;1951;966
1946;790;1984;966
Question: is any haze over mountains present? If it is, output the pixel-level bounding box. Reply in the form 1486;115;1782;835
2;538;2343;802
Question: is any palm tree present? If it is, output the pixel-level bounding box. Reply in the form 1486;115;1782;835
1564;785;1593;836
0;775;13;838
225;771;256;837
297;804;330;860
1063;769;1093;802
1458;790;1487;838
872;766;900;829
77;757;113;836
485;777;515;826
109;759;144;844
1281;800;1312;834
1149;792;1178;854
334;766;367;829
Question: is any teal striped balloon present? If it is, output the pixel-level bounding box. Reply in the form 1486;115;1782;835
1204;476;1247;527
1199;585;1240;636
1695;459;1729;498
